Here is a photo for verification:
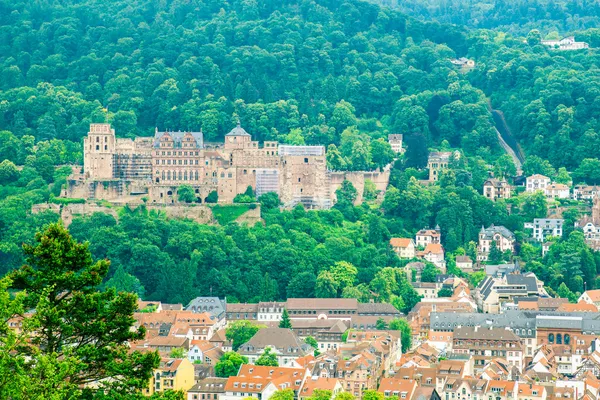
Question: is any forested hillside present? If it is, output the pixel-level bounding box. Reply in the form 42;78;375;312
468;32;600;175
1;0;471;145
0;0;599;307
387;0;600;34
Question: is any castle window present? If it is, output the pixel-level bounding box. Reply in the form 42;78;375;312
178;160;182;165
184;171;188;180
96;137;99;142
184;160;188;165
156;160;160;165
178;171;182;180
167;171;171;180
104;145;107;150
304;158;308;163
195;160;198;165
195;171;199;180
96;145;99;150
167;160;171;165
228;173;232;178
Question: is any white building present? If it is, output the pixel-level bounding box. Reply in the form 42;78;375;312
541;37;589;50
524;218;564;241
221;377;278;400
526;174;551;193
418;243;446;272
390;238;416;259
545;183;570;200
257;302;285;322
573;185;600;201
415;227;441;248
388;134;403;154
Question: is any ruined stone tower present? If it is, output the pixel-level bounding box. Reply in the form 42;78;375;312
83;123;116;179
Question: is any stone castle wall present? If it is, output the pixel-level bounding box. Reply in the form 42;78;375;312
146;204;213;224
329;170;390;204
33;202;215;226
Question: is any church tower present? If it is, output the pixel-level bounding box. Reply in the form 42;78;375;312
593;194;600;225
83;123;116;179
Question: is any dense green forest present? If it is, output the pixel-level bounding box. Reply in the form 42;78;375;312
386;0;600;34
0;0;599;308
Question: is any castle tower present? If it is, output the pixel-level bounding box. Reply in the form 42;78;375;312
224;121;252;150
83;123;116;179
388;134;403;154
593;194;600;225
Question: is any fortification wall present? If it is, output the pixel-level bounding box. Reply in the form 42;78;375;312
32;203;62;214
234;205;262;225
329;170;390;204
146;204;213;224
62;204;119;227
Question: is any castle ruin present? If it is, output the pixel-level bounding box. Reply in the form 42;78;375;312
67;123;392;208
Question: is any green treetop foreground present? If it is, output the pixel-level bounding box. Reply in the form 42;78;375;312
0;223;182;400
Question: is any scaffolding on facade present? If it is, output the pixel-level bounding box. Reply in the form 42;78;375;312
255;169;280;197
278;145;325;156
113;154;153;181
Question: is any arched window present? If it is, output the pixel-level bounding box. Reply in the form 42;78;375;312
557;334;562;344
548;333;555;343
565;334;571;345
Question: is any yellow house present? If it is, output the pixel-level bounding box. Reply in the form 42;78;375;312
144;357;195;396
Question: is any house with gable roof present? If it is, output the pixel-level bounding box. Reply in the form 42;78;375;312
390;238;416;259
477;225;515;262
237;328;313;367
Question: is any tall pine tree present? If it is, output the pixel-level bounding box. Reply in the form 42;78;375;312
279;309;292;329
